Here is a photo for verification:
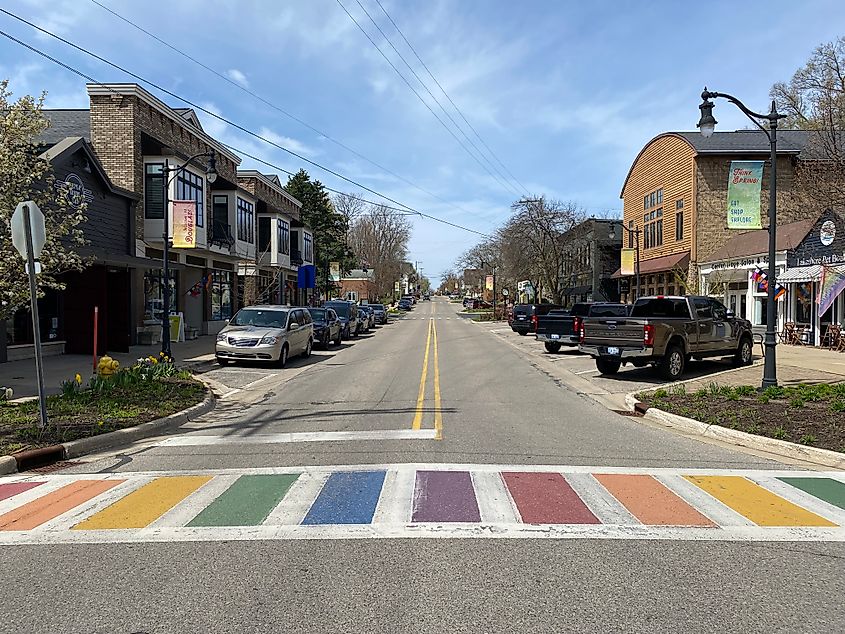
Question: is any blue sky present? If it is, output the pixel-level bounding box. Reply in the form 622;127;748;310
2;0;845;281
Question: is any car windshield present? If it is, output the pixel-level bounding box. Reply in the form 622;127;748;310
229;309;288;328
631;298;691;318
308;309;326;321
372;305;385;310
589;305;628;317
326;303;349;318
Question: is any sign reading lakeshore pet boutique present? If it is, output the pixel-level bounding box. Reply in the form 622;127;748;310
727;161;763;229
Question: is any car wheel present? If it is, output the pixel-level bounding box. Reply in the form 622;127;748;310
277;344;289;368
216;356;231;366
596;358;621;375
518;331;528;336
544;342;562;353
322;332;330;349
334;330;342;346
734;336;753;366
658;345;685;380
302;338;312;359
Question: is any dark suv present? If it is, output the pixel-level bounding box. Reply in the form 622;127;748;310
510;303;563;336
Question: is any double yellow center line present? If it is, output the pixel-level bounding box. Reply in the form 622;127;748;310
411;309;443;439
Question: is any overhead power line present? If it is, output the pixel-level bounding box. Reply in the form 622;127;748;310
86;0;490;223
371;0;530;195
351;0;525;197
0;20;488;237
334;0;522;198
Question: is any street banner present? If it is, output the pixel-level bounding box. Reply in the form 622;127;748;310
818;264;845;317
329;261;341;282
394;281;401;292
171;200;196;248
485;275;494;291
727;161;764;229
620;248;636;276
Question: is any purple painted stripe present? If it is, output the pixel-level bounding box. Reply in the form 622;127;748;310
412;471;480;523
0;482;45;502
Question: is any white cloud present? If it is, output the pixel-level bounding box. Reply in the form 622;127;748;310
225;68;249;88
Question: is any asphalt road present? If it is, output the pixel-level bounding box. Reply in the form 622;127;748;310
1;297;843;634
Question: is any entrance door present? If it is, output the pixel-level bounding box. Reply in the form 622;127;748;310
106;270;131;353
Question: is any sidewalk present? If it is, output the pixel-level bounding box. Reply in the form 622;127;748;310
0;337;217;399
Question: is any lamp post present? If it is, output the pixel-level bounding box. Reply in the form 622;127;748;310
697;88;786;388
609;223;641;303
161;151;217;359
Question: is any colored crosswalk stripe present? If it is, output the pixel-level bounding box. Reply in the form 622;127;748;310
502;472;599;524
302;471;386;525
0;481;44;502
777;477;845;511
188;474;299;527
412;470;480;522
74;476;211;530
595;474;715;526
0;480;124;531
685;476;837;527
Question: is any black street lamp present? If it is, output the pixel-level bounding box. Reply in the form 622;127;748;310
161;151;217;360
609;223;641;303
697;88;786;389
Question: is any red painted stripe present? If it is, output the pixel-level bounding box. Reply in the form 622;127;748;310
502;472;599;524
0;482;45;502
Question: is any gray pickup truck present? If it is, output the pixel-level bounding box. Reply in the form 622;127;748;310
536;303;629;353
579;295;754;380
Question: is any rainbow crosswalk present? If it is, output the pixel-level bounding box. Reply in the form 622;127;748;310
0;465;843;544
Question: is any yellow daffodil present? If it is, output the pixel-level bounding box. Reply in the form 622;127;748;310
75;373;82;384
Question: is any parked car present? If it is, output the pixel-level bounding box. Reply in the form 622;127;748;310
398;298;412;310
308;307;342;348
536;303;629;353
402;295;416;307
216;305;313;367
357;307;371;333
579;295;754;380
324;300;360;338
361;305;377;329
423;293;431;301
371;303;388;324
510;303;564;336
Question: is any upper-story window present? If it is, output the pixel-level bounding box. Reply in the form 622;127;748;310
145;163;165;219
643;187;663;211
675;199;684;241
643;188;663;249
176;170;204;227
304;232;313;263
237;197;254;243
277;219;290;255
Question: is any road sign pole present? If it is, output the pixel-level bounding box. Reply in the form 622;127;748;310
22;204;48;430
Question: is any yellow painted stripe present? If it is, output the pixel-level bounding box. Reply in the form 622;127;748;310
685;476;837;527
73;476;212;530
432;318;443;440
411;319;433;430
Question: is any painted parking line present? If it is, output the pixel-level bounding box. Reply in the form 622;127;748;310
0;465;841;544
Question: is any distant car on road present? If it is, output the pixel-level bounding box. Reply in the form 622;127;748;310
216;305;313;367
370;304;388;324
398;298;412;310
324;300;360;338
308;307;342;348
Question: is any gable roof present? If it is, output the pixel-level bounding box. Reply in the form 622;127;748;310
38;109;90;145
701;218;815;263
172;107;203;131
38;136;139;200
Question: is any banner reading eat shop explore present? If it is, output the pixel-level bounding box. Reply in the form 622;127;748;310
727;161;764;229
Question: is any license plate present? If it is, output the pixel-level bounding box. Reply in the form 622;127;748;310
607;346;620;355
550;334;560;340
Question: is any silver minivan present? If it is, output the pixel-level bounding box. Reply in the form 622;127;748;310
216;305;313;367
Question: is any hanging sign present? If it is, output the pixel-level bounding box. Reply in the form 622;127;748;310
818;265;845;317
727;161;764;229
485;275;494;291
330;261;341;282
171;200;196;248
620;248;636;276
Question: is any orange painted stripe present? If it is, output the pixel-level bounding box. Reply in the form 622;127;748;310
595;474;715;527
0;480;124;531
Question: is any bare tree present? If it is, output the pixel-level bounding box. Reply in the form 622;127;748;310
348;203;412;301
332;192;368;223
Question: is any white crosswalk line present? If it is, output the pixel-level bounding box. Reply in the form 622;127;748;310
748;476;845;526
565;473;639;525
147;474;240;528
373;466;415;525
653;474;755;527
262;470;330;525
472;471;520;524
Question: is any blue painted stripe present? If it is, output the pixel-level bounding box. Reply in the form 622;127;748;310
302;471;386;525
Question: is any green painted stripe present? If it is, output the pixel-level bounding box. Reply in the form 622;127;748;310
778;477;845;511
187;474;299;527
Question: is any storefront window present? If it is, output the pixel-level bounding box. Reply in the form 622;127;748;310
211;270;233;321
795;282;813;324
143;270;176;323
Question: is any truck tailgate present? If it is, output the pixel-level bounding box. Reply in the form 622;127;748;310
535;315;574;337
582;319;645;347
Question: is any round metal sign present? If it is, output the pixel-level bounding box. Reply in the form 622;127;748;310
820;220;836;246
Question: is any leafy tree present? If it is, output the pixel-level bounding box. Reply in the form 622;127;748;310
285;170;354;297
0;81;86;320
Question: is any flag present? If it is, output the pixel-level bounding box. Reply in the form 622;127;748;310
751;267;786;300
818;265;845;317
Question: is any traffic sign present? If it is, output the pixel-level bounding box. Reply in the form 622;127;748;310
11;201;46;260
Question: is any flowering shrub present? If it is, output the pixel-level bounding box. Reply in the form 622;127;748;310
88;354;185;393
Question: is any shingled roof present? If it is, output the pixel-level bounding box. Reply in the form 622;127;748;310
674;130;811;154
701;218;815;263
37;109;90;146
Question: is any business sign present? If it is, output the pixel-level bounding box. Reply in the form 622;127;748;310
54;173;93;210
727;161;764;229
485;275;494;291
171;200;196;248
620;248;636;276
330;261;341;282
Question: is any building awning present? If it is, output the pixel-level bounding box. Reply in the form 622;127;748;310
611;251;690;278
779;264;845;284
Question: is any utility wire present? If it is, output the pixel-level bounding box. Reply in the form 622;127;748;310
372;0;530;195
351;0;523;197
334;0;521;198
86;0;490;223
0;21;489;237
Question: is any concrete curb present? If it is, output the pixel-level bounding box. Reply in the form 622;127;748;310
624;392;845;470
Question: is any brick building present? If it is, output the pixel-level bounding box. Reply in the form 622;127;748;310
617;130;814;307
559;218;622;306
340;269;376;303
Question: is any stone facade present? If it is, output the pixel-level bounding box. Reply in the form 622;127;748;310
560;218;622;305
